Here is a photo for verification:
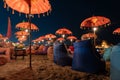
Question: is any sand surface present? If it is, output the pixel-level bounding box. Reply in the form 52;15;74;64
0;55;110;80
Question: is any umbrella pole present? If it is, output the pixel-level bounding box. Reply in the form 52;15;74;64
94;31;96;46
28;3;32;69
93;27;97;47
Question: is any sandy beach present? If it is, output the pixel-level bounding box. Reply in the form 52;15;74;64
0;55;110;80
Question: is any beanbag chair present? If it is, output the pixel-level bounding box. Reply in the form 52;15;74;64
110;43;120;80
103;46;112;61
72;39;106;73
53;42;72;66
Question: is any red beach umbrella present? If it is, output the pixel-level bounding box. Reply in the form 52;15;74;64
15;31;29;36
37;36;45;42
113;28;120;35
4;0;52;15
56;28;72;38
4;0;52;68
80;16;111;46
57;37;65;43
80;16;111;28
67;36;77;42
16;22;39;31
81;32;97;39
45;34;56;40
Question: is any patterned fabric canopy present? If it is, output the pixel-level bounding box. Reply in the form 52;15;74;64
4;0;51;15
80;16;111;28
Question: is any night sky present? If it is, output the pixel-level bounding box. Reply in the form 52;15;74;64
0;0;120;44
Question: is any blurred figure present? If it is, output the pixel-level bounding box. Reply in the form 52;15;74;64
68;45;74;55
47;45;53;61
110;43;120;80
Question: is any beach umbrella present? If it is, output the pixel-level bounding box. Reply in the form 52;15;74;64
4;0;52;68
4;0;51;16
32;39;38;43
16;22;39;31
16;35;28;39
15;31;29;36
80;16;111;28
0;37;8;42
80;16;111;46
67;36;77;42
57;37;65;43
113;28;120;35
56;28;72;38
45;34;56;40
18;36;27;43
81;32;97;40
37;36;45;42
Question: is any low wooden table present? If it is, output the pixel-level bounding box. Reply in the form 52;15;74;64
14;48;26;60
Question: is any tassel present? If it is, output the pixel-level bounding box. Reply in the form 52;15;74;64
38;14;40;18
43;13;45;16
32;15;34;18
47;12;49;16
49;8;52;13
7;6;9;11
12;10;14;14
4;2;6;8
26;14;28;18
19;13;21;16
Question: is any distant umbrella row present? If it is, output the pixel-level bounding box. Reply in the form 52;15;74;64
1;16;120;44
32;28;77;44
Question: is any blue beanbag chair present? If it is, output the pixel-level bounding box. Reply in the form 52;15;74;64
72;39;106;73
103;46;112;61
53;42;72;66
110;43;120;80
